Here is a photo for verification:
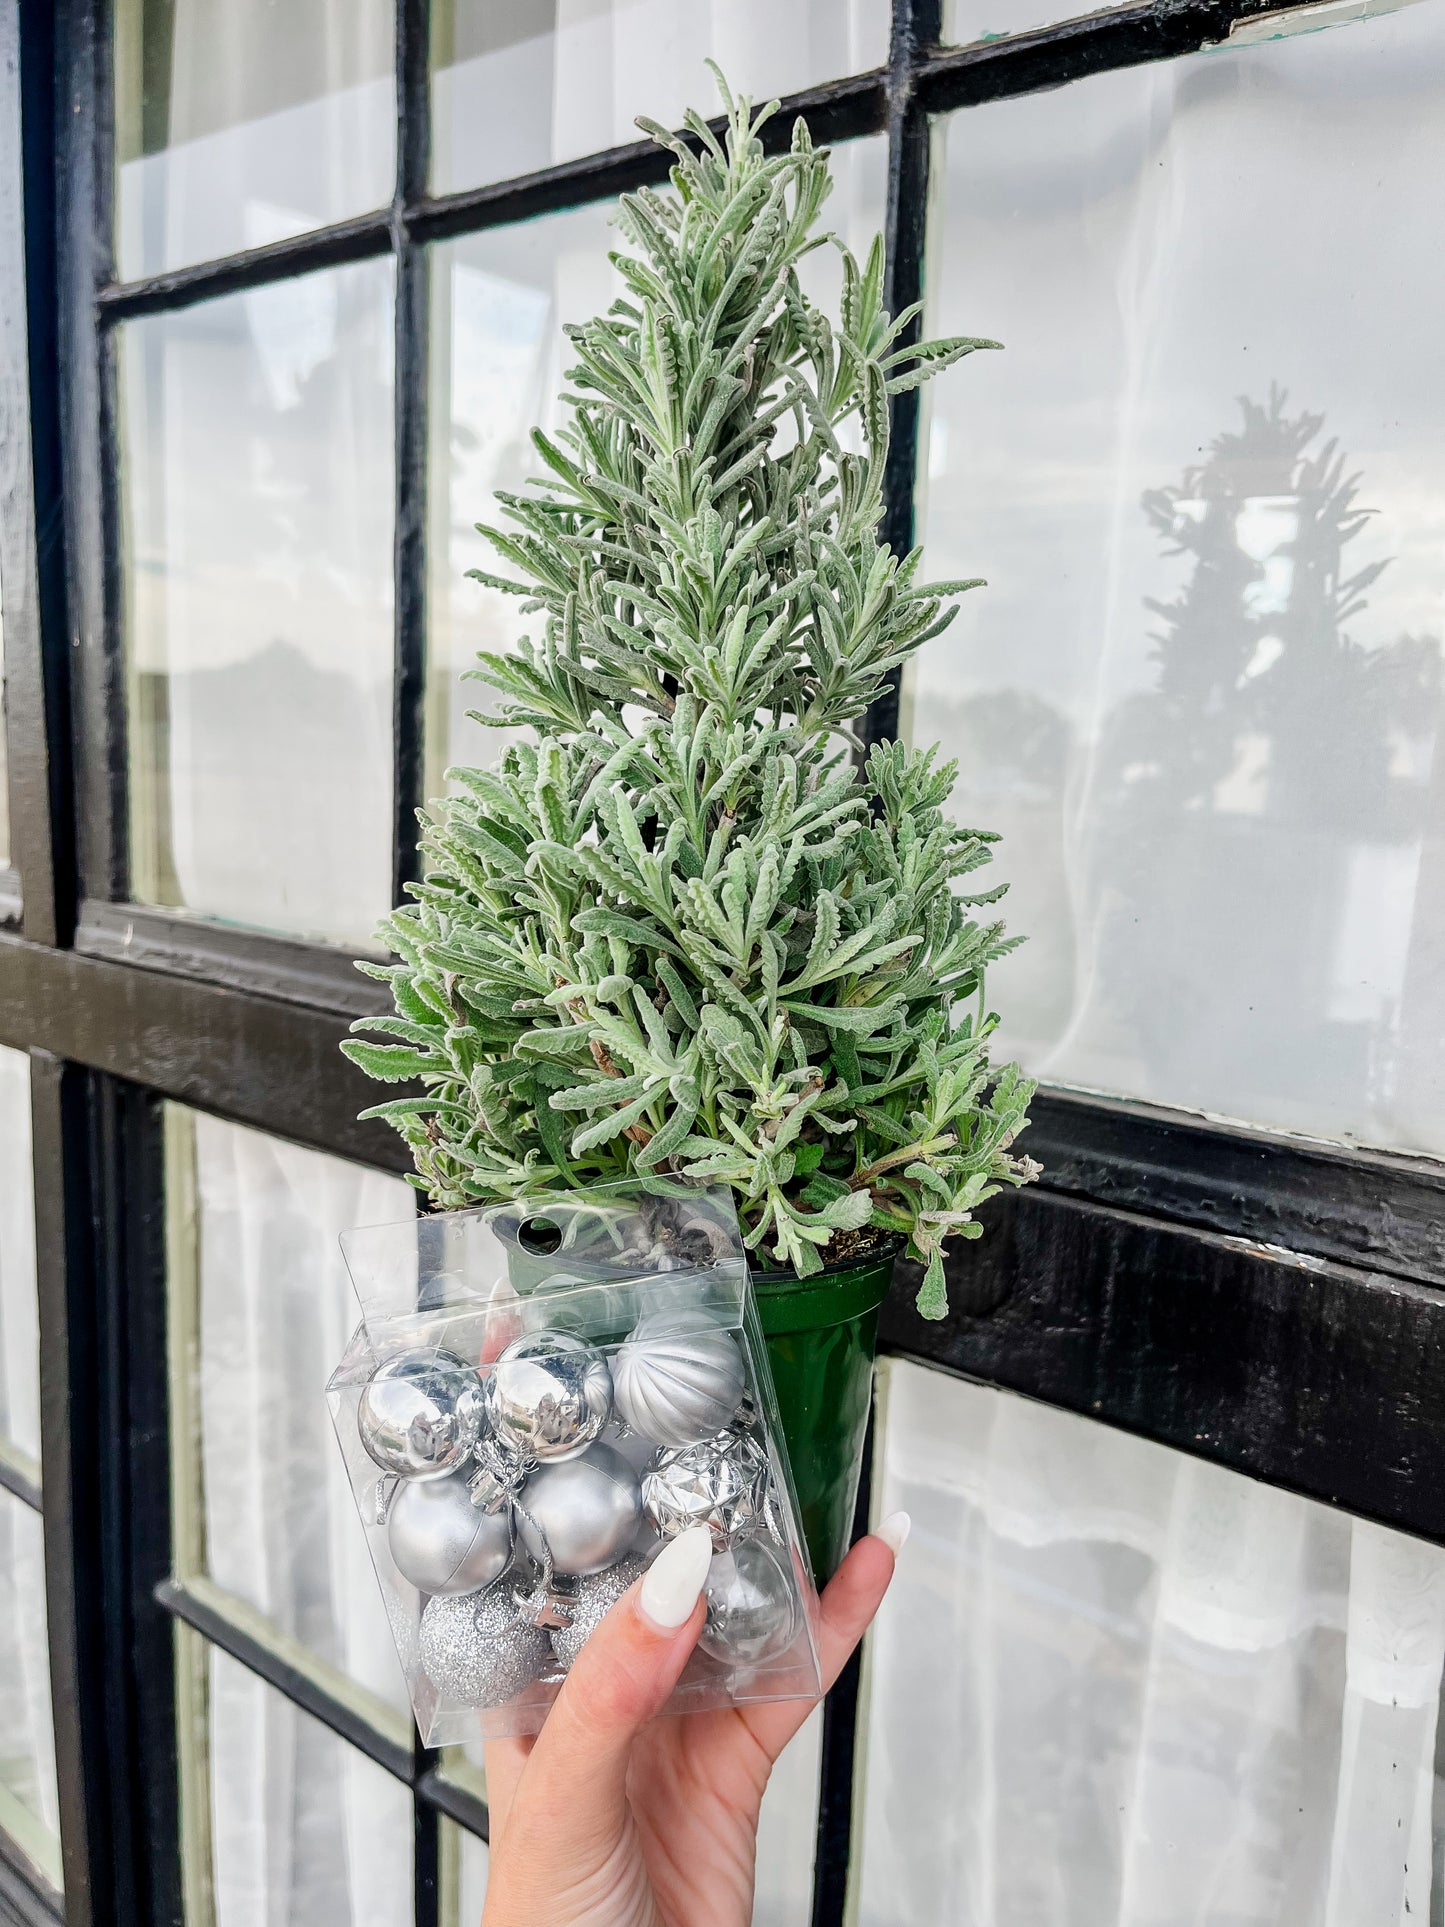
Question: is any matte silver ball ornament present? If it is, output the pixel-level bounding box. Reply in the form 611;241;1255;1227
358;1348;484;1480
386;1472;514;1596
420;1583;551;1707
548;1557;647;1669
612;1309;746;1449
642;1426;771;1551
517;1443;642;1576
700;1538;799;1666
486;1331;613;1461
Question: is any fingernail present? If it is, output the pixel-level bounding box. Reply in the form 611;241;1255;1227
639;1526;713;1630
876;1510;911;1556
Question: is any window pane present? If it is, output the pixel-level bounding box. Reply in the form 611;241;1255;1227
121;262;395;948
180;1631;413;1927
426;137;886;791
168;1107;413;1723
430;0;888;196
0;1492;60;1891
912;8;1445;1153
755;1704;821;1927
0;1047;39;1477
0;570;10;870
942;0;1116;48
855;1358;1445;1925
114;0;395;282
440;1820;488;1927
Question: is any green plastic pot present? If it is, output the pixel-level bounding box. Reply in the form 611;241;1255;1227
752;1246;896;1584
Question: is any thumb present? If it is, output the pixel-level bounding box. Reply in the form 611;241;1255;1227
519;1526;713;1832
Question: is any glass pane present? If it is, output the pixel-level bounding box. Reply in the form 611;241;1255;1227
168;1107;413;1721
121;261;396;948
0;566;10;870
0;1492;60;1890
0;1047;39;1476
430;0;889;196
440;1819;489;1927
755;1703;821;1927
855;1358;1445;1926
180;1631;413;1927
912;7;1445;1154
114;0;395;282
943;0;1117;48
426;136;886;791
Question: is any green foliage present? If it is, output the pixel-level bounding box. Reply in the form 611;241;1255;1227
346;71;1038;1313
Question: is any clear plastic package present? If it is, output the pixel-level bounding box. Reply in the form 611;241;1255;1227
326;1182;822;1743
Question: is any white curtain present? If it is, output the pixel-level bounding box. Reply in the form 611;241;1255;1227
0;1046;39;1470
856;1359;1445;1927
189;1113;416;1927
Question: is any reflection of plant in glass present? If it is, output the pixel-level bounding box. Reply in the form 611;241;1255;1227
1094;386;1440;1100
344;74;1037;1315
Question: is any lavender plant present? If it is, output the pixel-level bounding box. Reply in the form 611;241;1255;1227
345;73;1038;1316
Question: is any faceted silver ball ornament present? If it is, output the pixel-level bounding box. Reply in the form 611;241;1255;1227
358;1348;484;1480
612;1309;746;1449
517;1443;642;1576
547;1556;647;1669
700;1538;799;1666
386;1472;514;1596
642;1426;771;1551
485;1331;613;1461
419;1583;551;1708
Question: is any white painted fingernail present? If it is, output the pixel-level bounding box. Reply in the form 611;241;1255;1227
639;1526;713;1630
876;1510;911;1556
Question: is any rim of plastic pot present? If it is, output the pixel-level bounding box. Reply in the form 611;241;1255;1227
750;1236;901;1332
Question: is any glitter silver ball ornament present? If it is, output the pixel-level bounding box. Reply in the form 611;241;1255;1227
517;1443;642;1576
612;1309;746;1449
358;1349;484;1480
419;1583;551;1707
547;1556;646;1669
386;1472;514;1596
700;1538;799;1666
485;1332;612;1461
642;1426;771;1551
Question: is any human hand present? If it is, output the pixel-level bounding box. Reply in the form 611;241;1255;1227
481;1512;910;1927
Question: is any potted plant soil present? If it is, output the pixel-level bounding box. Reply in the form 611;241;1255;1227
344;73;1039;1579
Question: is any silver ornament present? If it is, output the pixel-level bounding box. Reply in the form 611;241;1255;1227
419;1583;551;1707
486;1332;612;1461
517;1443;642;1576
548;1557;646;1669
642;1426;771;1551
602;1416;661;1478
700;1538;799;1666
358;1348;484;1480
387;1472;514;1596
612;1309;746;1449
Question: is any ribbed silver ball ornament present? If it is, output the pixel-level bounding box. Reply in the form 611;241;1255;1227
419;1583;551;1707
700;1538;799;1666
485;1331;613;1461
358;1348;484;1480
517;1443;642;1575
547;1557;647;1669
386;1472;514;1596
612;1309;746;1449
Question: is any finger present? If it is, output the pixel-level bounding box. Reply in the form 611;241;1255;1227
741;1511;909;1761
481;1733;533;1841
508;1527;713;1840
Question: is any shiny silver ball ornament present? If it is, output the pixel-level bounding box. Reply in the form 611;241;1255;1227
517;1443;642;1576
612;1309;746;1449
386;1473;514;1596
358;1349;484;1480
548;1557;647;1669
700;1538;799;1666
419;1584;550;1708
486;1332;612;1461
642;1427;770;1551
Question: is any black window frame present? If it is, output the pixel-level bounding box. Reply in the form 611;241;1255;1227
0;0;1440;1922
